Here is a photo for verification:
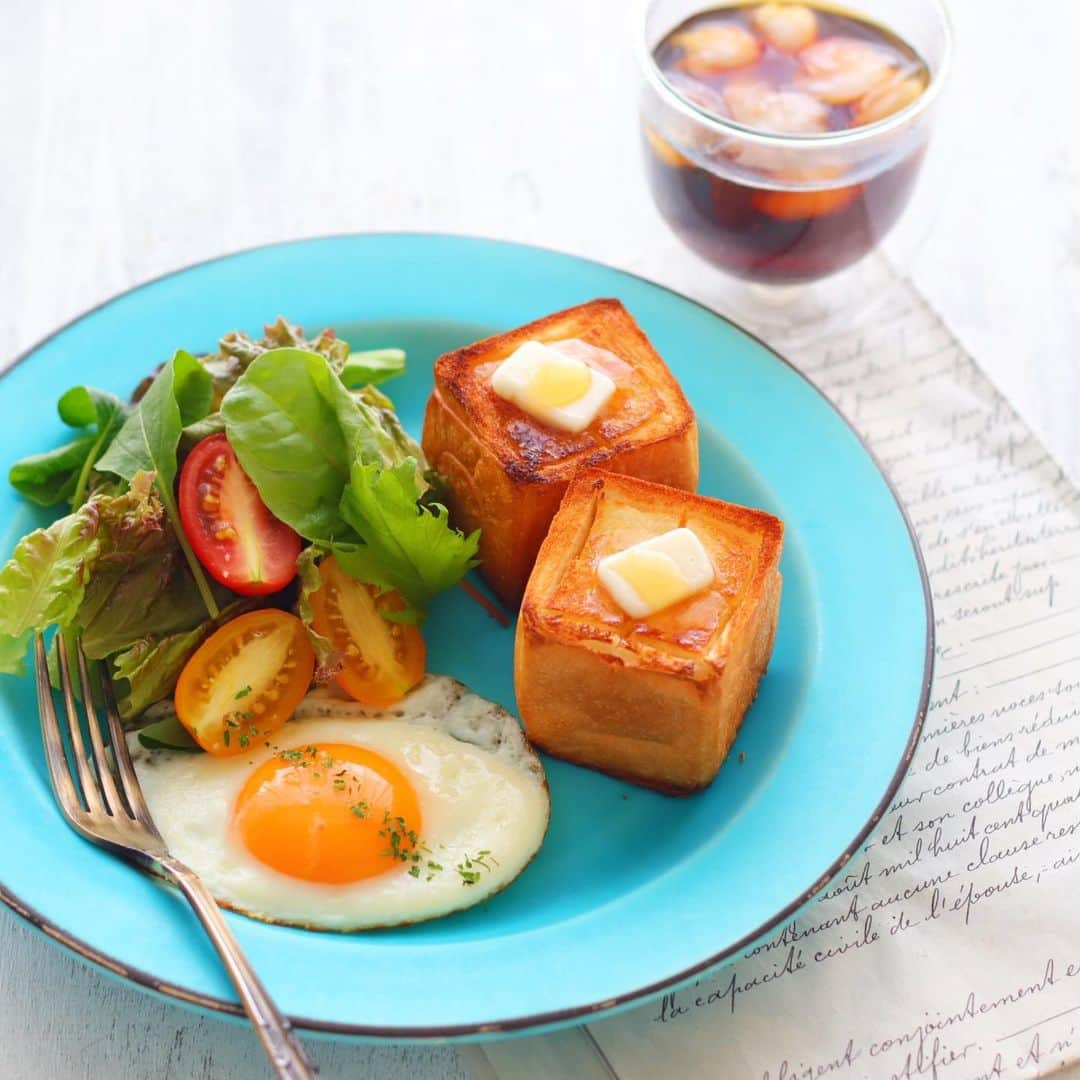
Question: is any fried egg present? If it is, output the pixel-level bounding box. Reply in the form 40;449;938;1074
130;676;550;931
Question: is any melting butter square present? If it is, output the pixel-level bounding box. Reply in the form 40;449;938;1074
597;527;714;617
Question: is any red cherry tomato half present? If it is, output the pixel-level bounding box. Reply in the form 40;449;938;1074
178;434;301;597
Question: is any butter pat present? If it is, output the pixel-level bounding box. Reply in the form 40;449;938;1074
490;340;616;433
597;528;714;618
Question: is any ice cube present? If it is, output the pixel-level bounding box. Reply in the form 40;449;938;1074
797;37;896;105
674;23;761;76
750;3;818;53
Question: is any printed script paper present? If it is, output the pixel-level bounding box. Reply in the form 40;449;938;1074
481;280;1080;1080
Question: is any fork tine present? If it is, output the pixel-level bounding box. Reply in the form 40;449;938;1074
34;634;84;823
76;644;125;816
96;660;159;833
54;634;105;816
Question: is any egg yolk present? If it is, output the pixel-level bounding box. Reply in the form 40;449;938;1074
233;743;422;884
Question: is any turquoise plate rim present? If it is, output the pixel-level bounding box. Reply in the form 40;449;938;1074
0;233;933;1041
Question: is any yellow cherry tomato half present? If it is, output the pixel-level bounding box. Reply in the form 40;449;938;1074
307;555;426;708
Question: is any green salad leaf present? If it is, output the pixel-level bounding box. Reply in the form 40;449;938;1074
337;460;480;617
221;348;364;540
0;506;102;674
74;473;215;659
0;473;224;676
2;315;473;710
0;634;30;673
339;349;406;389
294;546;338;674
8;387;128;507
137;714;201;753
114;629;206;718
221;347;421;541
97;351;219;617
353;385;429;472
111;597;256;718
223;348;477;620
9;437;97;507
202;316;350;406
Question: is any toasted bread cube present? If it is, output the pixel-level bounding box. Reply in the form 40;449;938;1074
422;300;698;606
516;469;783;794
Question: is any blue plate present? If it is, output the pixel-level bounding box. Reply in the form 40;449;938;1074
0;235;931;1040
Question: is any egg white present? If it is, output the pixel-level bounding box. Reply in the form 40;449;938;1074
130;676;550;931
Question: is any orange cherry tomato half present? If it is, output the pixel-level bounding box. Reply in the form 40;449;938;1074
175;610;316;756
178;434;301;597
307;555;426;708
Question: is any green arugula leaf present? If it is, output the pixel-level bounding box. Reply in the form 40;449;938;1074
8;387;129;507
9;436;98;506
339;349;406;388
336;460;479;618
97;351;219;617
0;503;103;674
98;351;211;481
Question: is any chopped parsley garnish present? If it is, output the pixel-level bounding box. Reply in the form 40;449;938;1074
378;811;420;863
349;801;369;820
456;851;497;886
233;685;252;700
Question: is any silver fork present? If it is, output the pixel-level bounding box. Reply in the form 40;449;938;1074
34;634;317;1080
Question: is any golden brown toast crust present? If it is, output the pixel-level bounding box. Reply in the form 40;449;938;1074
422;299;699;605
433;299;695;483
515;469;784;794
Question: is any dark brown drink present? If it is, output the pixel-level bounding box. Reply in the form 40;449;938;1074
646;3;931;284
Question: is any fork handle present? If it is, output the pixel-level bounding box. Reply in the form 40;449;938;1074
159;855;318;1079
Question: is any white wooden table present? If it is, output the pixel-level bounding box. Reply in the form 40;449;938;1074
1;1;1077;1077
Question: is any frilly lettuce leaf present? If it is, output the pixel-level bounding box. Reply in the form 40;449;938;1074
202;316;350;406
111;598;256;719
0;472;225;676
0;502;104;674
336;460;480;619
97;350;218;618
294;546;341;679
75;472;220;660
